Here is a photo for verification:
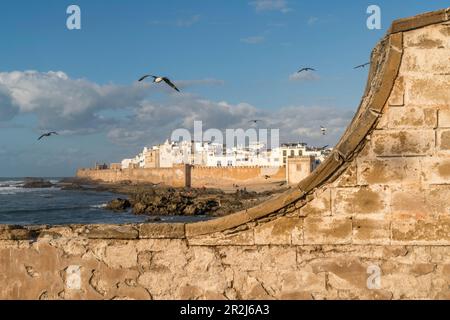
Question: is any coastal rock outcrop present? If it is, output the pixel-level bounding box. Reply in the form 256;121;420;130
22;178;54;189
105;198;132;212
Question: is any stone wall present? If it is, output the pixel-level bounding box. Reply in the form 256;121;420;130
1;9;450;300
190;166;286;188
76;167;187;188
77;165;286;188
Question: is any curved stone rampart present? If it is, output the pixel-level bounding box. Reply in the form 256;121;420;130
1;9;449;300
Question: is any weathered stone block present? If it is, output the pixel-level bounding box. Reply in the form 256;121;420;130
405;76;450;105
438;108;450;128
427;185;450;217
353;215;391;245
388;76;405;106
437;129;450;151
254;217;303;245
310;257;368;291
401;48;450;74
333;186;390;215
388;107;437;128
421;157;450;184
83;225;139;239
217;247;297;271
334;163;358;187
404;24;450;49
411;263;437;276
391;188;433;221
304;216;352;245
389;9;448;34
139;223;185;239
372;130;434;156
299;189;331;217
104;243;138;269
392;218;450;245
188;229;255;246
357;157;422;185
279;267;326;294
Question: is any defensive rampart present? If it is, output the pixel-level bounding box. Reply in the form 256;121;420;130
1;9;450;300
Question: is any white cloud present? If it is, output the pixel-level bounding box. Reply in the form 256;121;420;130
150;14;201;28
308;17;319;26
176;14;201;27
250;0;292;13
289;71;320;82
241;36;265;44
0;70;353;150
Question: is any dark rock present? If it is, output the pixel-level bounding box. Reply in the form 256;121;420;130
106;198;131;212
22;178;54;189
133;202;148;215
145;217;162;223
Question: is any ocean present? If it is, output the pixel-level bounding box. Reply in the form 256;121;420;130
0;178;208;226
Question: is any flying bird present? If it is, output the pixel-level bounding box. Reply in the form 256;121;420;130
354;62;371;69
298;67;316;73
249;120;263;124
38;132;58;141
320;126;327;136
138;75;180;92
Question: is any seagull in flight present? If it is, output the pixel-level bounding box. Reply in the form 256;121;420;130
138;75;180;92
298;67;316;73
249;120;263;124
38;132;58;141
320;126;327;136
354;62;371;69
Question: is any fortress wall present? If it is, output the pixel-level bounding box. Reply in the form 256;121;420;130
190;166;286;188
76;167;187;188
1;9;450;300
77;165;286;188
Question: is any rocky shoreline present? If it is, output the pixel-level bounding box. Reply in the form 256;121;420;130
18;177;288;218
57;178;288;218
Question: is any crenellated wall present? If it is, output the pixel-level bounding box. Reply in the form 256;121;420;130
77;165;286;188
1;9;450;300
76;166;188;187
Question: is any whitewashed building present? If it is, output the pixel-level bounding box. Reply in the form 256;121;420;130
120;140;332;169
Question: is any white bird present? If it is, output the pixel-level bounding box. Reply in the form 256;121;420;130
320;126;327;136
138;75;180;92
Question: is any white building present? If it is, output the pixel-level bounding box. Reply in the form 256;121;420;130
120;140;332;169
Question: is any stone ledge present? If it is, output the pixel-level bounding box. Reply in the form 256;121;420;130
388;8;450;34
80;225;139;239
0;225;40;240
138;223;185;239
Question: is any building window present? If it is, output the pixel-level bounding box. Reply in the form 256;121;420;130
283;150;287;156
298;150;303;156
291;150;295;157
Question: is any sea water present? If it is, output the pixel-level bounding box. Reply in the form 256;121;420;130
0;178;209;225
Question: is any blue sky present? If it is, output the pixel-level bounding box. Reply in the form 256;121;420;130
0;0;448;177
